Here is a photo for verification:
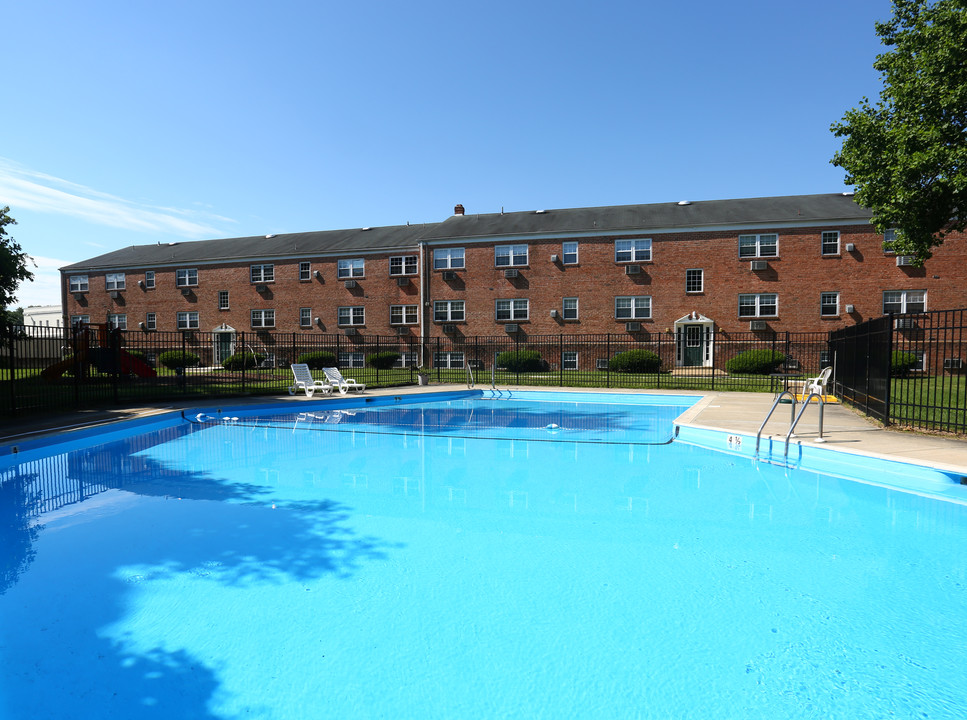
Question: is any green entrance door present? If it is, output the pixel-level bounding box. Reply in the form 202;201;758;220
214;332;235;365
683;325;704;366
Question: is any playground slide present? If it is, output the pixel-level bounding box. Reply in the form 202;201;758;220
40;354;85;381
41;349;157;380
118;351;157;378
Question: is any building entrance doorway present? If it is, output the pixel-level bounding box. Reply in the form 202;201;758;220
673;313;714;368
212;324;236;366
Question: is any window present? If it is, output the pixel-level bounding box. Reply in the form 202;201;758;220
883;290;926;314
883;229;898;253
337;258;365;279
562;351;578;370
338;352;365;368
434;300;465;322
251;309;275;328
144;271;155;289
562;241;578;265
685;269;704;293
615;239;652;263
300;308;312;327
495;299;529;321
614;296;651;319
176;268;198;287
337;306;365;326
70;315;90;327
738;293;778;317
69;275;89;293
105;273;126;291
177;311;200;330
495;244;528;267
433;247;465;270
821;231;840;255
107;313;127;330
391;305;418;324
563;297;578;320
820;292;839;316
299;262;311;281
218;291;230;310
393;352;419;368
433;351;465;369
389;255;418;276
145;312;156;330
251;264;274;283
738;234;778;258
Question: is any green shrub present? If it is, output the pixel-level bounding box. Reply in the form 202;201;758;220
725;349;786;375
496;349;547;372
222;352;266;370
609;349;661;373
891;351;920;377
367;351;401;370
158;350;201;370
296;351;337;370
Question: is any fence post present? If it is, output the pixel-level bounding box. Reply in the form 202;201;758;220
3;324;16;416
111;327;121;405
606;334;612;388
884;314;894;426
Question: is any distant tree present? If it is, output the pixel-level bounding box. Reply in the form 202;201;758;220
830;0;967;264
0;307;24;325
0;207;34;309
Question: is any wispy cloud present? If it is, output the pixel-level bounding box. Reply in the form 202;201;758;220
0;158;234;239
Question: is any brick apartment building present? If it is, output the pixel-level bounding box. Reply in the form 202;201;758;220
60;193;967;368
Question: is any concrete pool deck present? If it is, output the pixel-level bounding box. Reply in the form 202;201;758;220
2;383;965;477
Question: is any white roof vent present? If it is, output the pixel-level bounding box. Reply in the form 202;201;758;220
677;201;691;206
535;209;547;214
361;227;372;231
265;234;276;239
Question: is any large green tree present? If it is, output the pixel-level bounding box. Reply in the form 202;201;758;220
830;0;967;264
0;206;34;309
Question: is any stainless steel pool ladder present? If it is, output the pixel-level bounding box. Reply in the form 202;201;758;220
466;363;475;388
755;389;827;458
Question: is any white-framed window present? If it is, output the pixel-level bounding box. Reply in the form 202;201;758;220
738;233;778;258
563;297;578;320
389;255;418;276
105;273;126;291
337;306;365;326
218;291;230;310
738;293;778;317
434;300;465;322
820;292;839;317
909;349;926;372
299;262;311;281
145;312;156;330
390;305;418;325
69;275;89;293
685;268;704;293
177;311;199;330
562;241;578;265
393;352;418;368
615;239;652;263
883;290;926;314
144;271;155;289
883;229;898;253
70;315;90;327
495;244;528;267
337;258;365;279
433;351;465;369
176;268;198;287
300;308;312;327
251;264;274;283
433;247;465;270
496;299;529;321
562;351;578;370
251;309;275;328
615;296;651;320
821;231;840;255
107;313;127;330
338;352;365;368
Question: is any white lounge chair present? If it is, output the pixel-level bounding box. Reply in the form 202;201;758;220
322;367;366;394
798;366;833;399
288;364;333;397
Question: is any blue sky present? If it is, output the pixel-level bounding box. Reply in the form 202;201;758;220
3;0;892;307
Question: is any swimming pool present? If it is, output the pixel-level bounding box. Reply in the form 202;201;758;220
2;390;966;719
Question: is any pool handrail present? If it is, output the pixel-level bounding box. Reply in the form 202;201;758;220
784;390;826;457
755;390;798;455
467;363;475;388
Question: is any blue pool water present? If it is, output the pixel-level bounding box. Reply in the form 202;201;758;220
2;391;967;719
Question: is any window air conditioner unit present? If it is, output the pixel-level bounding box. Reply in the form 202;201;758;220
896;256;916;266
255;284;268;293
344;279;357;289
845;243;855;252
596;358;610;370
442;324;457;333
750;260;768;271
344;327;357;335
504;268;519;278
442;271;457;280
894;317;917;329
504;323;519;333
550;254;559;263
625;321;641;332
396;326;409;335
624;265;641;275
943;358;963;370
396;277;409;287
549;309;558;318
750;320;767;330
845;304;855;313
181;288;191;296
73;292;85;301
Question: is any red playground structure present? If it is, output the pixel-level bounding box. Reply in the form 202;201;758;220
41;324;156;380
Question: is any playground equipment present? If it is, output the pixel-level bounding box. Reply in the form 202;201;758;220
41;325;156;380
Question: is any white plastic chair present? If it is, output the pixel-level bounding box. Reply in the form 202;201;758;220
288;364;333;397
322;367;366;394
802;366;832;398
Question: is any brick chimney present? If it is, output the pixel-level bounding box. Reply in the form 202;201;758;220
454;204;465;216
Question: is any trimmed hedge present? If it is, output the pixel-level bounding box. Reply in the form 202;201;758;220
367;351;401;370
158;350;201;370
609;349;661;373
222;352;266;371
891;351;920;377
495;349;547;372
725;349;786;375
296;351;337;370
